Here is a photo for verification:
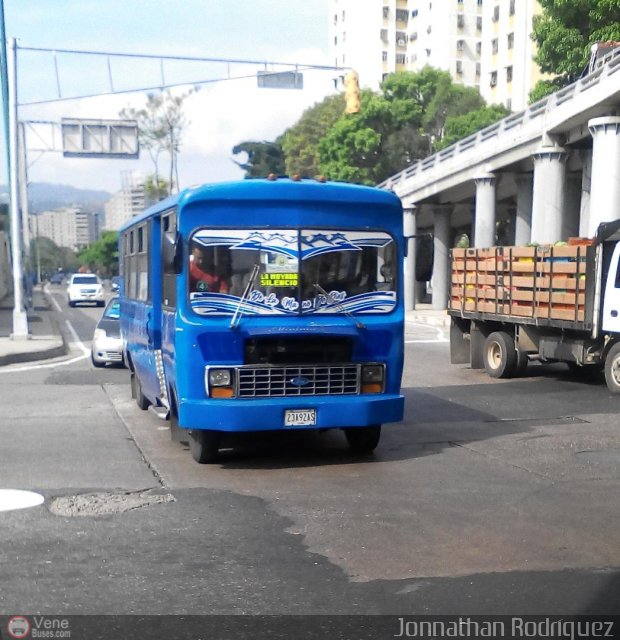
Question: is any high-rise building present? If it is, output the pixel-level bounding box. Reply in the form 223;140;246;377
328;0;544;112
103;171;148;232
479;0;544;111
32;207;97;251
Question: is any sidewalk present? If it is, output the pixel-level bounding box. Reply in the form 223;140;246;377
406;304;451;329
0;286;67;366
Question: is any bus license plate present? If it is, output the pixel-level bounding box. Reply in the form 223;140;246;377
284;409;316;427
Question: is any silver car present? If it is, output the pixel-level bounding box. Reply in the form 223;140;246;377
91;298;125;368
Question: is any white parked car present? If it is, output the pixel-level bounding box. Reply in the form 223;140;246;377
91;297;125;367
67;273;105;307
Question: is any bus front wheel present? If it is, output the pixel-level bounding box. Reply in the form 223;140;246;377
344;425;381;454
189;429;220;464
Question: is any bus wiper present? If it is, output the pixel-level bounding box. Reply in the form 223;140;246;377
313;283;365;330
230;264;260;329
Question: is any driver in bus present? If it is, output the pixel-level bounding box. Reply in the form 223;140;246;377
189;245;229;294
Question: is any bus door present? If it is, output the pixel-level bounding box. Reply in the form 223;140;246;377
126;220;162;404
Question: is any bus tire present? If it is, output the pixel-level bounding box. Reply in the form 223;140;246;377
169;403;188;444
189;429;219;464
604;343;620;395
344;425;381;454
133;371;151;410
483;331;517;378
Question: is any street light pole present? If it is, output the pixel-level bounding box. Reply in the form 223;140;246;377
7;37;29;338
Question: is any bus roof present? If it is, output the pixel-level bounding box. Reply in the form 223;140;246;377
120;179;402;232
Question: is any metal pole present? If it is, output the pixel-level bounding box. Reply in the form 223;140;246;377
33;214;41;284
19;121;32;297
7;37;29;337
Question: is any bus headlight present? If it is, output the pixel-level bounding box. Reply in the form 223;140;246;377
361;364;384;393
206;368;235;398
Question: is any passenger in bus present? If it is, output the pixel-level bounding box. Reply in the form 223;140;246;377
189;245;229;294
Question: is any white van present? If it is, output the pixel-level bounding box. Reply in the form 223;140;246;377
67;273;105;307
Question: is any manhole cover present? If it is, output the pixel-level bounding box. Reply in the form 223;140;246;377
49;490;175;517
0;489;45;512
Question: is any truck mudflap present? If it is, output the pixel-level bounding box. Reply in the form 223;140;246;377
449;317;491;369
450;317;470;365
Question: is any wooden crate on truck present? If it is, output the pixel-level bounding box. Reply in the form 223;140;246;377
450;244;588;322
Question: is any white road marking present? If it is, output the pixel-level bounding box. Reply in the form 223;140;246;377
64;318;90;356
405;322;448;344
0;287;90;373
0;489;45;512
0;352;89;374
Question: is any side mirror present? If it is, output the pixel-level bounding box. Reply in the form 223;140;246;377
162;231;182;274
415;234;434;282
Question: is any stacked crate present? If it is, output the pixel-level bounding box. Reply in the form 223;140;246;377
450;244;589;322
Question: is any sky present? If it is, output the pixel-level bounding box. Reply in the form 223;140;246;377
1;0;334;194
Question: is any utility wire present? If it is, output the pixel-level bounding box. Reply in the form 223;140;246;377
18;44;342;71
17;44;347;106
20;66;324;106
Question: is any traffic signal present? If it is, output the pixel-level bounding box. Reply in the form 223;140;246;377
344;70;361;114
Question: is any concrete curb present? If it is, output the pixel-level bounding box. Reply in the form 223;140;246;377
0;288;68;367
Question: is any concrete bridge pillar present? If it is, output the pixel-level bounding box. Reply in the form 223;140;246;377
515;173;533;245
432;207;451;310
563;172;581;240
587;116;620;236
474;173;496;248
579;150;592;238
531;145;566;244
403;207;416;312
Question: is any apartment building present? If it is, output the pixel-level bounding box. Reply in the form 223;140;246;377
32;207;98;252
328;0;543;112
479;0;543;111
103;171;148;232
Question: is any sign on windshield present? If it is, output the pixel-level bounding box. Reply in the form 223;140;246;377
188;229;397;316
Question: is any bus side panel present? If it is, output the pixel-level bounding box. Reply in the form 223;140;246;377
161;308;177;408
125;299;159;402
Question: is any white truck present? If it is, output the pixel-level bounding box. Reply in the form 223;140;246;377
448;220;620;393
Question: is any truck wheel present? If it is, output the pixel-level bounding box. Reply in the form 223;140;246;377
344;425;381;454
189;429;219;464
604;343;620;394
483;331;518;378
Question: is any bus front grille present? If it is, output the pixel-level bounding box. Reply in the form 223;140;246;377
237;365;360;398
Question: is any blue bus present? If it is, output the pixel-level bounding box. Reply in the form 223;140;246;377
119;178;405;463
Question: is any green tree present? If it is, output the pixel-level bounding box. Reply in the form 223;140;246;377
530;0;620;100
144;174;171;204
120;89;193;193
436;104;509;150
317;90;396;184
31;236;79;276
317;68;491;184
280;94;344;177
232;141;285;178
77;231;119;276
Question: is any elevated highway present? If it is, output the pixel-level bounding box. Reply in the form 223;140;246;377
380;48;620;309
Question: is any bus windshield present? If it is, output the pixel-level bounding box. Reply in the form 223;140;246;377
188;229;397;317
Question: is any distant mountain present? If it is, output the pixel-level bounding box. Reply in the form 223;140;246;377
0;182;112;214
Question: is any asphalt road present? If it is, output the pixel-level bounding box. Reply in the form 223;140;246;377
1;288;619;620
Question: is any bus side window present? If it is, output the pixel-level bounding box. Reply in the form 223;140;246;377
162;210;177;309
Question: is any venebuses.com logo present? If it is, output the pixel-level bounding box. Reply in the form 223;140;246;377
6;617;30;639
